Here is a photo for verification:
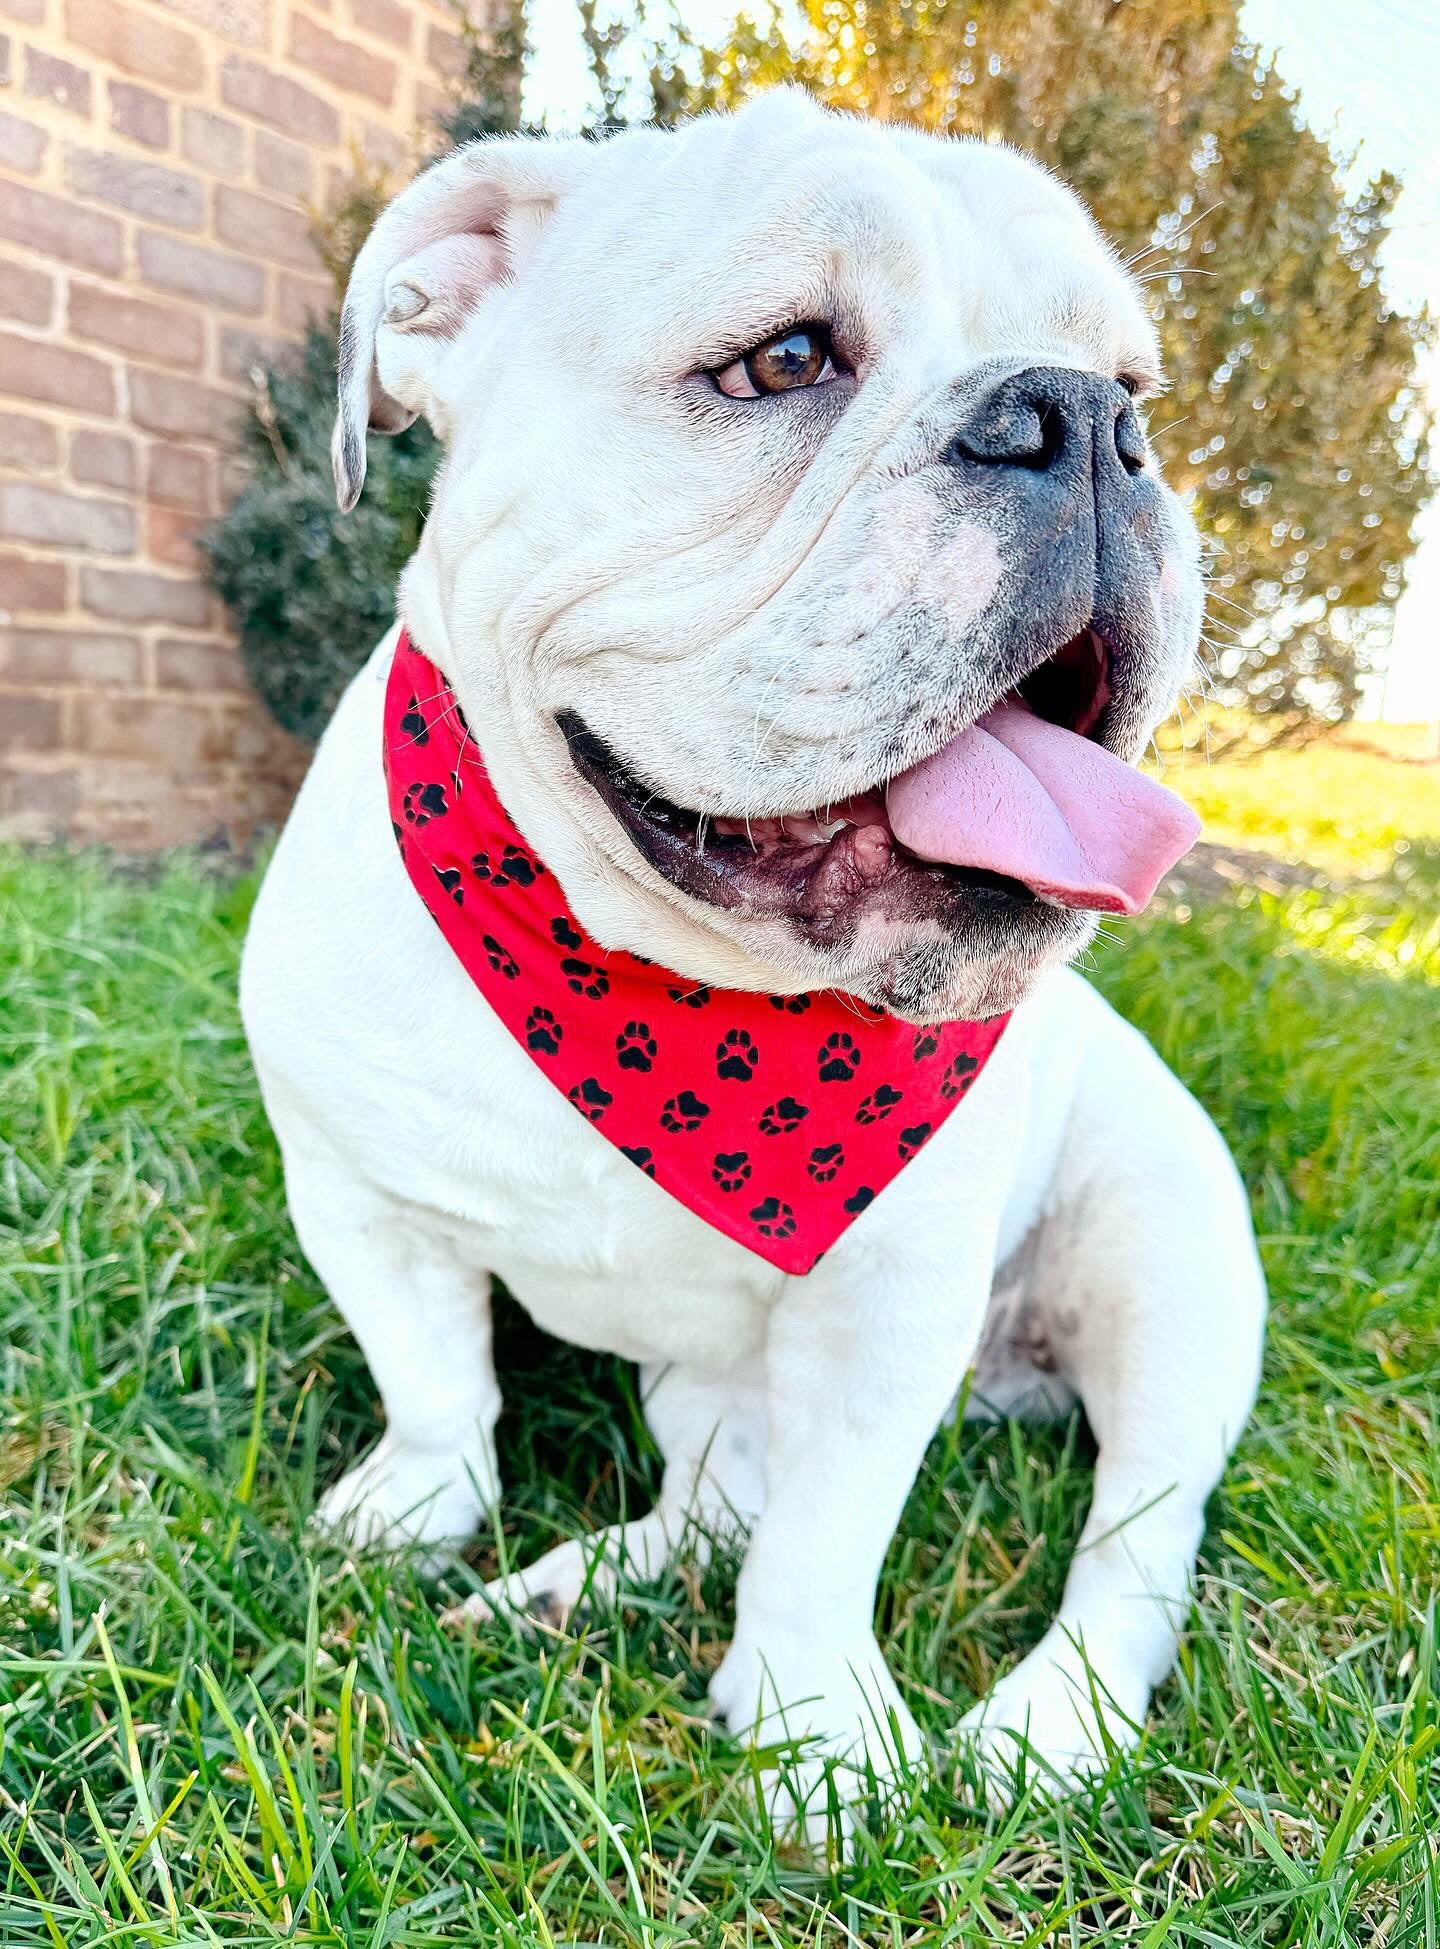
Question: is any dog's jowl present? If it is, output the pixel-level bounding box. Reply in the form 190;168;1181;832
241;90;1266;1837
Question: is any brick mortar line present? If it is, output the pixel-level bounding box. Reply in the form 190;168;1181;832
0;0;471;844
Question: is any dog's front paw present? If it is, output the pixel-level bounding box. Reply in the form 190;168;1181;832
314;1433;494;1555
709;1625;926;1850
445;1537;619;1635
958;1622;1150;1804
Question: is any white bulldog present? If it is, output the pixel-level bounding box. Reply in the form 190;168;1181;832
241;90;1266;1831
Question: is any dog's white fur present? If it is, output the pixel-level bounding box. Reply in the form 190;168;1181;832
242;92;1266;1833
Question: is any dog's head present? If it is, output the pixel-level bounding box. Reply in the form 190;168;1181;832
336;91;1203;1020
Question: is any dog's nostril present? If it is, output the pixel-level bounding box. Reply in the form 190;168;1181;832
947;368;1152;483
947;397;1067;473
1032;401;1065;471
1115;404;1147;477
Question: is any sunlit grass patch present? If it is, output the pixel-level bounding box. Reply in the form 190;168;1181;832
1160;721;1440;890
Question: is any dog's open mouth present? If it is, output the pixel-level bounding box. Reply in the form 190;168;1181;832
559;627;1198;931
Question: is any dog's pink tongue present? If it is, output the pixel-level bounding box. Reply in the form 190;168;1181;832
885;700;1200;914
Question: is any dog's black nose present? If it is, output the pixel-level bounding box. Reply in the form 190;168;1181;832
945;367;1146;481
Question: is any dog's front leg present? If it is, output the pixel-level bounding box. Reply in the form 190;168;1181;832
278;1116;503;1555
709;1247;992;1839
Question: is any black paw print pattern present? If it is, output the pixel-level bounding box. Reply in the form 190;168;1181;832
808;1142;844;1181
749;1195;796;1239
767;993;812;1015
562;958;610;1000
399;694;429;746
660;1090;710;1133
621;1143;656;1178
941;1053;980;1100
856;1083;903;1124
712;1150;752;1192
616;1021;657;1072
525;1006;561;1054
817;1032;860;1083
911;1027;939;1062
716;1028;758;1082
432;864;463;906
759;1096;809;1135
472;844;544;889
897;1121;932;1160
551;916;583;950
402;781;448;826
482;933;518;979
667;983;711;1008
568;1076;613;1122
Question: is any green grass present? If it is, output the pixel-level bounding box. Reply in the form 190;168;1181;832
1;831;1438;1944
1161;722;1440;896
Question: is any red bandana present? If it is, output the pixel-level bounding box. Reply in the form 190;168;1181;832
383;630;1009;1274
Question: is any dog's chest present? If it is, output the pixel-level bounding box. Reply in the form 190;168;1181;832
406;1063;786;1369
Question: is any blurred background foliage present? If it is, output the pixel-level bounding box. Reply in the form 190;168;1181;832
205;0;1433;751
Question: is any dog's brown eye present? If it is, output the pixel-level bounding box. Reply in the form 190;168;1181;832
714;327;838;400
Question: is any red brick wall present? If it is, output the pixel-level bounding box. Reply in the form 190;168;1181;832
0;0;469;846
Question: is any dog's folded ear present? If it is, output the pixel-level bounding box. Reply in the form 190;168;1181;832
332;134;592;513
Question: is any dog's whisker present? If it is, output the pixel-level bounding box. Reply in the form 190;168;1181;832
391;693;466;757
452;720;474;792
